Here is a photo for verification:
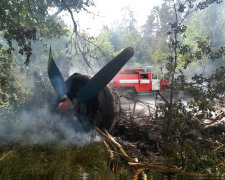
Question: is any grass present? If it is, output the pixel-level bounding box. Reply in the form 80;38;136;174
0;143;127;179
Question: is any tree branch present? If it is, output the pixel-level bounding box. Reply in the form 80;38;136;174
52;9;63;18
61;0;77;32
156;91;169;105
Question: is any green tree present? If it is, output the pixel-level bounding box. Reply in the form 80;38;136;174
142;1;174;66
0;0;94;65
98;7;151;66
155;0;225;171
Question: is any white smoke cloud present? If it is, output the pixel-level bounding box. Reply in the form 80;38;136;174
0;104;100;146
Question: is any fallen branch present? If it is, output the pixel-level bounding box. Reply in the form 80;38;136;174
95;127;205;177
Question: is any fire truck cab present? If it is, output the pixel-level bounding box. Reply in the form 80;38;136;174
108;66;169;96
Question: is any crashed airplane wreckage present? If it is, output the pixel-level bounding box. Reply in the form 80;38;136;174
48;47;134;131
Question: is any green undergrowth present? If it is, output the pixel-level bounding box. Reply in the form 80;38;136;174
0;143;131;179
166;139;225;174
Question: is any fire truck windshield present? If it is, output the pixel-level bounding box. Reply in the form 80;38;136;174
141;74;148;79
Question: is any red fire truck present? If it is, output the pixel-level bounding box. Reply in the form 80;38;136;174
108;66;170;96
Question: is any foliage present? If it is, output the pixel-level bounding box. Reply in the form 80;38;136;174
142;0;225;172
142;1;174;66
98;17;151;66
170;139;223;173
0;50;32;110
0;0;94;65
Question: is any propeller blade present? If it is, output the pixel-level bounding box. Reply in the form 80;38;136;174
48;47;68;98
77;47;134;102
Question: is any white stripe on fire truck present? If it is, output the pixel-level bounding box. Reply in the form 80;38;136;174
119;79;139;83
140;80;150;83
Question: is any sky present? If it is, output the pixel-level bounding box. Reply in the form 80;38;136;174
64;0;162;35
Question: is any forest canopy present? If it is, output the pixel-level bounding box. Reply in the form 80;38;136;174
0;0;94;65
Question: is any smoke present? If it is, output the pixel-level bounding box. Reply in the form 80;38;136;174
0;105;100;146
184;60;224;80
0;42;104;146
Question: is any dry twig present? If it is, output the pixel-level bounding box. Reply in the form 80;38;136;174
96;127;205;177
